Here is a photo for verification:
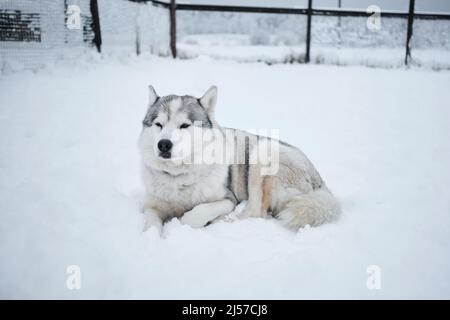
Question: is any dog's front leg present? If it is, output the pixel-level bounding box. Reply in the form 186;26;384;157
180;199;235;228
143;208;163;234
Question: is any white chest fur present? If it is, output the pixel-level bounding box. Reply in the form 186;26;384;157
142;164;229;219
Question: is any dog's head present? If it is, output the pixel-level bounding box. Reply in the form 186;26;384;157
139;86;218;173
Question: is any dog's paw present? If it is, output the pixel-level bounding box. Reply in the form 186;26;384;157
143;210;163;235
143;221;162;234
143;224;163;240
238;206;261;219
180;206;209;228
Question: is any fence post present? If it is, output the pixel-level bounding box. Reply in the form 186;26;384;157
90;0;102;53
337;0;342;47
170;0;177;58
305;0;312;63
135;3;141;56
405;0;415;65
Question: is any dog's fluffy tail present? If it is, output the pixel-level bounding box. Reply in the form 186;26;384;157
277;188;340;229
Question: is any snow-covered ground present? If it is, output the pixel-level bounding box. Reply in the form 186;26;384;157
0;55;450;299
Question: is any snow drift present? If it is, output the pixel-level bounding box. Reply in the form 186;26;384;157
0;55;450;298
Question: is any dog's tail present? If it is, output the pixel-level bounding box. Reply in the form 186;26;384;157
277;188;340;229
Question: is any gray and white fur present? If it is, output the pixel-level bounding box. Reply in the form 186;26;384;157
139;86;340;234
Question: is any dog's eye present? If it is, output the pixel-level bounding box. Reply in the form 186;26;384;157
154;122;162;128
180;123;191;129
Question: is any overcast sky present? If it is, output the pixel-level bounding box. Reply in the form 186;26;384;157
178;0;450;13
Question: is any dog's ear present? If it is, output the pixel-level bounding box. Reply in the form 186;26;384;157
148;85;158;106
199;86;218;119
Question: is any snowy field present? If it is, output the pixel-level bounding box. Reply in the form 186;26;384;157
1;55;450;299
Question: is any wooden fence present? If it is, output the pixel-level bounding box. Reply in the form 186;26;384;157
140;0;450;65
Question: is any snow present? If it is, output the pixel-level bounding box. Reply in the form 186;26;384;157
178;34;305;63
1;55;450;299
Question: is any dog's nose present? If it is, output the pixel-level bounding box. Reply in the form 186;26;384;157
158;139;173;153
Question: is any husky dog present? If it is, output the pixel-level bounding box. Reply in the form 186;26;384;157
139;86;340;233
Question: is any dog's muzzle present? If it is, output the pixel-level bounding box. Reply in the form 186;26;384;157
158;139;172;159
